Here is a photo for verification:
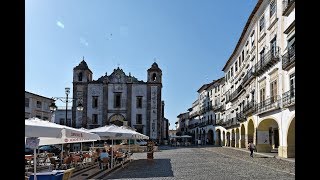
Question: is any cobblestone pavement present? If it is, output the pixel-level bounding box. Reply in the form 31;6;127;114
103;146;295;180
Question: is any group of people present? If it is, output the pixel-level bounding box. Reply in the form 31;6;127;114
94;147;127;169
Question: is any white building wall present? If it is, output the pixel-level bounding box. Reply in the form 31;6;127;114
87;84;104;125
108;84;128;110
131;84;148;134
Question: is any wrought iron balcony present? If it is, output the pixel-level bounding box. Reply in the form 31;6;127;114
221;104;226;111
199;121;207;127
230;85;244;102
243;101;256;115
254;47;280;76
282;88;295;107
224;117;239;129
188;124;195;129
215;119;224;126
255;95;281;114
236;112;246;122
283;0;295;16
241;67;256;87
282;45;295;70
212;104;222;111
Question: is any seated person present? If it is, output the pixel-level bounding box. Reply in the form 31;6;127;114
94;148;101;162
99;149;109;169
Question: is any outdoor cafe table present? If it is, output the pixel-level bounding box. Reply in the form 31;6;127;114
28;170;64;180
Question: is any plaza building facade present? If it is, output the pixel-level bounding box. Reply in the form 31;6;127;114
72;60;165;143
25;91;54;120
176;0;295;158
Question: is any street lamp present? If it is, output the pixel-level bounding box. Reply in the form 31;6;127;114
49;87;84;127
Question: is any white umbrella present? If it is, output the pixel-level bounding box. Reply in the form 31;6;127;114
25;118;100;179
88;124;135;140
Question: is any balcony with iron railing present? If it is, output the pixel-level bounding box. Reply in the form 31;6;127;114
282;0;295;16
241;67;256;87
254;47;280;76
224;117;239;129
212;104;222;111
236;112;246;122
282;45;295;70
230;85;244;102
282;88;295;107
243;101;256;115
255;95;281;114
225;93;231;103
221;104;226;111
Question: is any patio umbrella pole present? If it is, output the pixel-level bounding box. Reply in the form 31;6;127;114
111;139;113;168
61;144;63;166
80;142;82;152
34;148;37;180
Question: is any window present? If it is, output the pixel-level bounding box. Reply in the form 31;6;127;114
242;50;245;63
92;114;98;124
92;96;98;108
114;93;121;108
260;48;265;62
25;98;29;107
250;31;255;47
270;37;277;56
270;1;276;17
60;118;65;125
36;115;41;119
259;15;265;32
36;101;42;108
136;96;142;108
78;72;83;81
231;67;233;77
239;57;242;68
270;80;278;103
288;35;295;51
260;88;265;103
152;73;157;81
290;73;295;96
43;116;48;120
136;114;142;124
235;61;238;72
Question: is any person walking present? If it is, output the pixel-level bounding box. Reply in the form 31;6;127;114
248;141;256;157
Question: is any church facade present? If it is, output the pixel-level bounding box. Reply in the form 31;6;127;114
71;60;164;142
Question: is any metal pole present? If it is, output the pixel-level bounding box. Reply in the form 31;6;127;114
61;145;63;166
111;139;113;168
66;92;68;127
33;148;37;180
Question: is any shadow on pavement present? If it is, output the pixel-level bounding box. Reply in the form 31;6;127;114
106;159;174;179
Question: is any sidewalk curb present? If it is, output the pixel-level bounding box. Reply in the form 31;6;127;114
222;146;295;163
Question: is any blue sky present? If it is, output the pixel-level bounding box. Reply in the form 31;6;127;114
26;0;257;130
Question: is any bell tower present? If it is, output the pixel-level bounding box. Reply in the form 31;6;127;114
147;62;162;84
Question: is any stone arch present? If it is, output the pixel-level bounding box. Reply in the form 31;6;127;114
215;129;221;146
247;119;255;146
257;118;279;153
226;132;231;147
207;129;214;145
231;129;235;147
109;114;125;126
240;124;246;148
286;117;295;158
236;128;240;148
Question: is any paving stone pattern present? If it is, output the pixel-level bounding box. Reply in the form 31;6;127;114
103;146;295;180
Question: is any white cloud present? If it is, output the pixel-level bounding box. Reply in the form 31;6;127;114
80;37;89;46
56;21;65;29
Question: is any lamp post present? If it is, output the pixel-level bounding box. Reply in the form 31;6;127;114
49;87;84;127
